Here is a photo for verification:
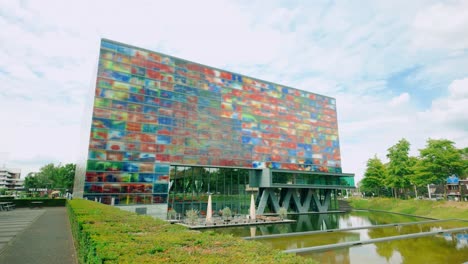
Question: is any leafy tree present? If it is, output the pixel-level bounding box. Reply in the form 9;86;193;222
55;163;76;189
406;156;421;198
460;147;468;178
24;171;50;189
361;155;387;196
413;139;464;185
385;138;412;198
24;172;40;189
37;164;56;188
23;163;76;190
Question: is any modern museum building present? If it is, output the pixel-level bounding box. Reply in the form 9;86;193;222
73;39;355;218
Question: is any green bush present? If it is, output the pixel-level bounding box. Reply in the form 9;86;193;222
221;207;232;220
278;207;288;219
68;200;315;264
185;209;199;225
11;198;66;208
0;196;15;202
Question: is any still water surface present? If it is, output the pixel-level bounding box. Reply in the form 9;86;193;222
212;211;424;237
300;233;468;264
207;211;468;263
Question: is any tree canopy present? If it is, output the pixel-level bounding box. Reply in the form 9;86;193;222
360;155;387;196
359;138;467;199
414;139;464;185
24;163;76;190
385;138;412;197
460;147;468;178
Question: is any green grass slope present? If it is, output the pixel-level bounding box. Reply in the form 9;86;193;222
349;198;468;220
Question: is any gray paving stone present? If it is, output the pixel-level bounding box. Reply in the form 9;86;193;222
0;232;18;237
0;222;27;224
0;207;77;264
0;224;29;228
0;237;13;243
0;228;23;232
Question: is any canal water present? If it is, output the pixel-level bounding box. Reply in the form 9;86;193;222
206;211;468;263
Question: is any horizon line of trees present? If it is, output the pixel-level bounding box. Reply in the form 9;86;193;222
360;138;468;199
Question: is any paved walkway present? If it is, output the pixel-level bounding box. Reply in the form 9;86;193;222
0;207;77;264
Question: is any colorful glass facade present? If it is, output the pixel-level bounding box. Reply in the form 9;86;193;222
77;39;349;207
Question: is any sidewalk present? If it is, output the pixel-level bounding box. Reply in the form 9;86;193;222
0;207;77;264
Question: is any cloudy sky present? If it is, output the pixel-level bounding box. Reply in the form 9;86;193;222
1;0;467;182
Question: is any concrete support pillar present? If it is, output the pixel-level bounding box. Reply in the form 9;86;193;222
312;189;332;213
257;188;333;214
280;188;294;210
291;189;314;213
257;188;280;215
295;214;313;232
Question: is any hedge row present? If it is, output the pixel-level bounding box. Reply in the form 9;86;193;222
6;198;66;207
0;196;15;202
67;200;315;264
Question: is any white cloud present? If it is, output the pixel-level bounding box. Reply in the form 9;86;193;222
418;77;468;133
389;93;410;106
448;78;468;98
407;54;468;92
411;1;468;51
0;0;467;183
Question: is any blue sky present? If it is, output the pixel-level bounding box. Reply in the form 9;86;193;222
0;0;467;183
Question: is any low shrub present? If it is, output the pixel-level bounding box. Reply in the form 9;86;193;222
221;207;232;220
278;207;288;219
68;200;315;263
12;198;66;207
185;209;199;225
0;196;15;201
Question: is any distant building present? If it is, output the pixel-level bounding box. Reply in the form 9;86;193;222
0;167;24;190
446;175;468;202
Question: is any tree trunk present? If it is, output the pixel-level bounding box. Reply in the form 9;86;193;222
444;184;447;200
414;185;418;199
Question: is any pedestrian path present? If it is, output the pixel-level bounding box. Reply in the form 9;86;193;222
0;209;45;252
0;207;77;264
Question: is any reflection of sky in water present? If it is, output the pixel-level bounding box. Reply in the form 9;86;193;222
444;233;468;250
456;233;468;249
335;214;375;241
338;214;373;229
348;245;403;264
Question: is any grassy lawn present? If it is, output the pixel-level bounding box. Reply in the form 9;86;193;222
349;198;468;220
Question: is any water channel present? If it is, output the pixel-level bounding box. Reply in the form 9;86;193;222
205;211;468;263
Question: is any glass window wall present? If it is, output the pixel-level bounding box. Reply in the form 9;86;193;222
168;165;252;216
